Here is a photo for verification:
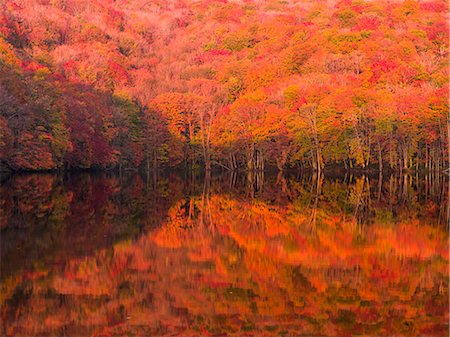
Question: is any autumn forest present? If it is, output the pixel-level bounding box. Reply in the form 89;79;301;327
0;0;448;173
1;1;449;336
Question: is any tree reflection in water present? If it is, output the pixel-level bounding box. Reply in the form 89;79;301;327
0;171;448;336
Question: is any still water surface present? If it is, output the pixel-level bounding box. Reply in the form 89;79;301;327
1;172;448;336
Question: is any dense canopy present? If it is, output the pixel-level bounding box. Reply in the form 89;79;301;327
0;0;448;172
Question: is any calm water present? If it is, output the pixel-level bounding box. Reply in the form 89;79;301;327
0;172;448;337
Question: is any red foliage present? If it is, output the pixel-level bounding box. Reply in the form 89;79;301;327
22;60;46;72
352;16;380;31
425;21;448;43
420;1;447;12
369;59;398;83
107;60;129;84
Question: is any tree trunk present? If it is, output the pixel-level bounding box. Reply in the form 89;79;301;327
203;140;211;172
447;114;450;171
247;143;255;171
314;134;321;174
153;149;157;170
255;148;264;171
389;135;394;169
188;121;194;170
205;152;211;171
416;152;419;172
378;141;383;173
403;145;408;170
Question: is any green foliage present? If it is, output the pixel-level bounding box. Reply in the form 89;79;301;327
283;85;300;109
337;9;357;28
222;31;255;51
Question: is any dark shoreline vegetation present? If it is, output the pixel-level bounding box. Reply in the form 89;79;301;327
1;171;448;336
1;165;448;177
0;0;448;175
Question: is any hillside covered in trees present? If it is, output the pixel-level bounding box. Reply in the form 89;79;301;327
0;0;448;172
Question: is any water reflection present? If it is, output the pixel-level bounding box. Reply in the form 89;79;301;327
0;172;448;336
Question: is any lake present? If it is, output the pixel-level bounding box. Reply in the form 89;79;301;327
0;171;448;336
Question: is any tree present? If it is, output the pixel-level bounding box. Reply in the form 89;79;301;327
188;78;226;172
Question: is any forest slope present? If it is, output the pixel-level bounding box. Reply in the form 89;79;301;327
0;0;448;172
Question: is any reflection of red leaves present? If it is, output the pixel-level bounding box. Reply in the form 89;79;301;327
291;229;307;247
23;270;47;280
355;306;380;324
370;265;398;283
108;254;128;278
425;201;438;216
1;183;448;336
425;295;448;316
197;276;230;288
